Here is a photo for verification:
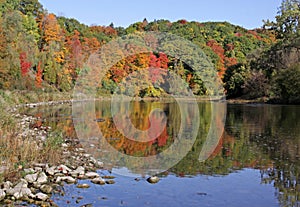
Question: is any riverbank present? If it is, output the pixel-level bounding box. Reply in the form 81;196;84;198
0;101;114;206
0;90;116;206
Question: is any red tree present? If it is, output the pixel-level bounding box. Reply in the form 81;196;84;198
20;52;31;76
35;61;43;88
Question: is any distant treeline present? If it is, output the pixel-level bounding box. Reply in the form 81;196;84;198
0;0;299;103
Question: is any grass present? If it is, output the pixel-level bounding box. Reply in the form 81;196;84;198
0;89;70;183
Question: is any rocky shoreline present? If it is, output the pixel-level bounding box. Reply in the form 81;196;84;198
0;101;115;207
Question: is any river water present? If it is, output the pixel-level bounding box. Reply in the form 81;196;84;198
22;101;300;207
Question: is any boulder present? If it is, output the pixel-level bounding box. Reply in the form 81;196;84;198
40;184;53;194
85;172;99;179
37;172;48;184
35;192;48;201
91;177;105;185
0;189;6;201
25;173;38;184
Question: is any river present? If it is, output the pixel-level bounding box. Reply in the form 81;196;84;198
21;101;300;207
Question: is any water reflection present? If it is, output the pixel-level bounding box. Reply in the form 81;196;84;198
21;102;300;206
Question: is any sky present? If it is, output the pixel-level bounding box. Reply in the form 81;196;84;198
39;0;282;29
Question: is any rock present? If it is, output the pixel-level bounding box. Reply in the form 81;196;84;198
57;164;72;174
25;173;38;184
46;166;56;176
23;168;35;174
147;176;160;184
85;172;99;179
56;176;76;184
2;181;13;190
35;192;48;201
96;161;104;168
37;172;48;184
102;175;115;179
61;143;68;148
0;189;6;201
105;180;115;184
33;163;47;169
34;167;43;172
7;179;32;199
84;154;91;158
76;184;90;189
80;204;93;207
91;178;105;185
89;157;97;164
40;184;53;194
15;179;28;188
70;166;85;177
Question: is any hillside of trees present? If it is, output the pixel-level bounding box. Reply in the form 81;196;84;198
0;0;299;103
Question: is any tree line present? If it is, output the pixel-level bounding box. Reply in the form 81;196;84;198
0;0;299;103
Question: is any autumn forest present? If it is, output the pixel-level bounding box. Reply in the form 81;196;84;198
0;0;300;103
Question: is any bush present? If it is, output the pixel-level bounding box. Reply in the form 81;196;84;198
271;64;300;103
243;70;270;99
223;64;249;98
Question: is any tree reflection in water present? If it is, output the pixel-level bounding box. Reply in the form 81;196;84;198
22;102;300;206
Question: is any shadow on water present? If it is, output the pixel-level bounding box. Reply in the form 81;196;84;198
20;101;300;207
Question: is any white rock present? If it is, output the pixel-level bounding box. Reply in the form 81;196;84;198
13;188;31;200
23;168;35;174
0;189;6;201
2;181;13;190
46;166;56;176
97;161;104;168
7;179;31;199
37;172;48;184
34;167;43;172
61;143;68;148
71;166;85;177
25;173;38;184
15;179;28;188
57;164;72;174
91;177;105;185
89;157;97;164
36;192;48;201
56;176;76;184
85;172;100;179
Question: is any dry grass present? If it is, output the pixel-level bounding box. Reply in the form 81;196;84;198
0;90;66;183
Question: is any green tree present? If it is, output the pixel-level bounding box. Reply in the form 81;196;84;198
271;63;300;103
265;0;300;39
223;64;249;98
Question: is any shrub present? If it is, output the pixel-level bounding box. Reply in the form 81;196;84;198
271;64;300;103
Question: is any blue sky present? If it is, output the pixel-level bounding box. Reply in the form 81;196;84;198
39;0;282;29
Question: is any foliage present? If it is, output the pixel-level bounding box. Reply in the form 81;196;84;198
271;64;300;103
0;0;278;98
223;64;250;98
243;70;270;99
264;0;300;39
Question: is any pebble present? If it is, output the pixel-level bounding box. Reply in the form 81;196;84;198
91;178;106;185
147;176;160;184
105;180;115;184
77;184;90;189
85;172;100;179
40;184;53;194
